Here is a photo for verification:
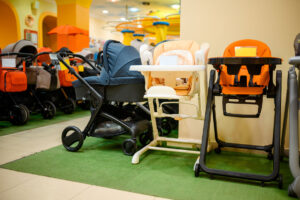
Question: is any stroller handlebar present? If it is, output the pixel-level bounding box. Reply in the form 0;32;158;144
59;52;101;74
57;52;103;103
0;52;34;58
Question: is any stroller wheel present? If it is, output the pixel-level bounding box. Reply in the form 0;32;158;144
42;101;56;119
194;163;200;177
139;129;153;146
159;118;172;136
61;98;76;114
9;104;30;125
61;126;84;152
122;139;137;156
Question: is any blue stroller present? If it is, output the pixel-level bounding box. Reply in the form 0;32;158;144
58;40;152;155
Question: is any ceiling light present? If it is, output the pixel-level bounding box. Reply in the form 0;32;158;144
129;7;140;12
102;10;109;14
137;24;143;28
171;4;180;9
120;17;126;21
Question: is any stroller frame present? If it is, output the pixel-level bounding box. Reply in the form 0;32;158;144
195;57;283;188
57;52;150;155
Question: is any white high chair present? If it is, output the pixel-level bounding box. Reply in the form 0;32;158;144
130;40;210;164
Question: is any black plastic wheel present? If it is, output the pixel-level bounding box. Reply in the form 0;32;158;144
267;152;273;160
214;147;221;154
278;174;283;189
159;118;172;136
61;126;84;152
194;163;200;177
139;130;153;146
9;104;30;125
122;139;137;156
61;98;76;114
42;101;56;119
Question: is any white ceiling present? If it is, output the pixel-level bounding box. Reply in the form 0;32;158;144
90;0;180;21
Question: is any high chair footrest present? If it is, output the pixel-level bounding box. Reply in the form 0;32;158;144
222;95;263;118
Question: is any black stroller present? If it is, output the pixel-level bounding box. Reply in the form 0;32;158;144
58;40;152;155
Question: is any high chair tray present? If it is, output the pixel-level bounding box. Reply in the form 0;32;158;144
209;57;281;65
130;65;205;72
208;57;281;75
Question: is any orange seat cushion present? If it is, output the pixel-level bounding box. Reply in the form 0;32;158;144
220;39;271;95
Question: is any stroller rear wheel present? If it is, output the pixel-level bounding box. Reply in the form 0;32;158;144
159;118;172;136
42;101;56;119
61;98;76;114
9;104;30;125
139;129;153;146
61;126;84;152
122;139;137;156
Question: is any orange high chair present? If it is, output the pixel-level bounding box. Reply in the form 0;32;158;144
195;39;283;187
130;40;210;164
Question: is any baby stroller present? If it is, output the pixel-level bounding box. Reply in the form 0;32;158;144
59;40;151;155
25;51;61;119
281;33;300;198
0;52;32;125
195;39;283;187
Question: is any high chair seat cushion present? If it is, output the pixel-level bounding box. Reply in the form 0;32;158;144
146;40;201;96
220;39;272;95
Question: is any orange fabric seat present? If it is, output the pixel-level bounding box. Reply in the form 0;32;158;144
220;39;271;95
148;40;200;96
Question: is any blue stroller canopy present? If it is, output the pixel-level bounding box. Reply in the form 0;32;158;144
81;40;144;86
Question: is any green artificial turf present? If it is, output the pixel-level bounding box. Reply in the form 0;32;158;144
1;135;294;200
0;108;89;136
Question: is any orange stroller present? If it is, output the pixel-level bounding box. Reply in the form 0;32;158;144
0;52;32;125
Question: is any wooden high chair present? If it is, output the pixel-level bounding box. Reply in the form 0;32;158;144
130;40;210;164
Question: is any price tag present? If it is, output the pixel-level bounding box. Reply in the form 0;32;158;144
49;53;58;61
59;58;70;71
2;58;16;68
78;65;84;72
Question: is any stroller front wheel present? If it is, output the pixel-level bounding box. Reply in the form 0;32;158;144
122;139;137;156
42;101;56;119
61;126;84;152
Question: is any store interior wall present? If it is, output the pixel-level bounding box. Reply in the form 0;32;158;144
0;0;19;48
89;17;123;43
42;15;57;51
179;0;300;150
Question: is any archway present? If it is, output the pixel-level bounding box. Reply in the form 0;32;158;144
0;0;20;48
42;15;57;51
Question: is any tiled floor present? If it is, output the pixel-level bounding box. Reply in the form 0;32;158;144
0;117;168;200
